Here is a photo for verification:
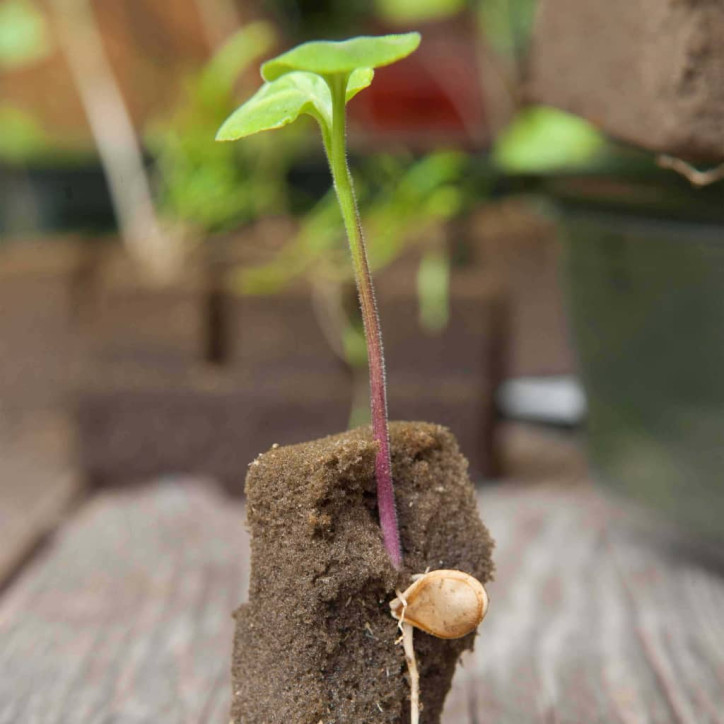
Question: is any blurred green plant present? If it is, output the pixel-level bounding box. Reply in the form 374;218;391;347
0;0;56;164
493;106;607;173
477;0;536;61
0;0;51;70
0;105;48;162
147;21;297;234
236;149;470;426
237;151;467;295
374;0;466;24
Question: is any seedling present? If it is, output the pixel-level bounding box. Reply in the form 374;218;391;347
218;37;490;721
217;33;421;568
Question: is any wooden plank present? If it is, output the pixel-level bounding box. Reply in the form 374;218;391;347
0;482;249;723
2;480;723;723
0;416;82;587
445;485;724;724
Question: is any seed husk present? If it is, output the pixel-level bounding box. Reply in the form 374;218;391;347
389;569;488;639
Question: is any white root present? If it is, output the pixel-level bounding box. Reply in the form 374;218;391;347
395;588;420;724
402;622;420;724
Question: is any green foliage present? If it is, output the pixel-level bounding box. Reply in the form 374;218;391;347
493;106;606;173
197;22;276;103
0;0;51;70
217;33;420;146
149;21;290;232
260;33;420;80
0;105;48;161
216;68;373;141
477;0;537;59
417;247;450;333
375;0;466;25
237;151;467;295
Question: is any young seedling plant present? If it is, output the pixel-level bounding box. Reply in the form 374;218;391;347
217;34;488;721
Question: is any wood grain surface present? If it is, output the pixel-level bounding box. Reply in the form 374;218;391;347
454;485;724;724
0;417;81;588
1;481;723;723
0;482;249;723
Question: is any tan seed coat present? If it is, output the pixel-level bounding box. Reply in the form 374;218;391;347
390;569;488;639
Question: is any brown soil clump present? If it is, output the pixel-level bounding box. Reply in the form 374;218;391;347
231;421;495;723
529;0;724;161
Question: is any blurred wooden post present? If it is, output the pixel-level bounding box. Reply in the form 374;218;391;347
49;0;181;280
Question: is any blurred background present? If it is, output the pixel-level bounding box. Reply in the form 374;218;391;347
3;2;724;721
1;0;723;538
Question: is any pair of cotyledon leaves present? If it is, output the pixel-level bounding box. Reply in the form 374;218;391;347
216;33;420;142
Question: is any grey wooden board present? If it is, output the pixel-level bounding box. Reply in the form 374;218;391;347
450;485;724;724
2;481;724;723
0;481;249;724
0;416;81;586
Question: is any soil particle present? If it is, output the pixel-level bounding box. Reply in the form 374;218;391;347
231;421;495;724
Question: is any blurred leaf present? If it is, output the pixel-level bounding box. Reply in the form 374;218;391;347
417;247;450;333
0;0;51;70
261;33;420;81
198;21;276;102
493;106;606;173
478;0;537;58
0;105;48;161
149;22;294;232
239;190;342;294
216;68;373;141
343;323;368;368
239;151;471;298
375;0;465;24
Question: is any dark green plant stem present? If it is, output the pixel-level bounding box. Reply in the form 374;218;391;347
323;73;402;569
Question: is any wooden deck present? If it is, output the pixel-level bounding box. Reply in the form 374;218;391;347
1;433;723;723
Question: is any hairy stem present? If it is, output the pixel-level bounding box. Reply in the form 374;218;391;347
324;74;402;569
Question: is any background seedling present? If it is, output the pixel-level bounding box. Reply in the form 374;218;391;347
236;150;468;427
217;33;421;568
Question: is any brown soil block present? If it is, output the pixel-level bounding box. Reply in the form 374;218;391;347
0;239;89;421
75;366;350;494
232;421;495;723
529;0;724;160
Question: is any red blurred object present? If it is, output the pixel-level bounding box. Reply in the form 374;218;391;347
350;14;490;150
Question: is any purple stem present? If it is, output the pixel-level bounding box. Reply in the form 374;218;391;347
325;74;402;568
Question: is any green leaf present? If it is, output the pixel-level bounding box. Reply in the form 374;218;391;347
346;67;375;101
216;67;373;141
493;106;606;173
199;21;276;100
375;0;464;25
0;104;48;161
216;72;328;140
261;33;420;81
0;0;51;70
417;247;450;333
